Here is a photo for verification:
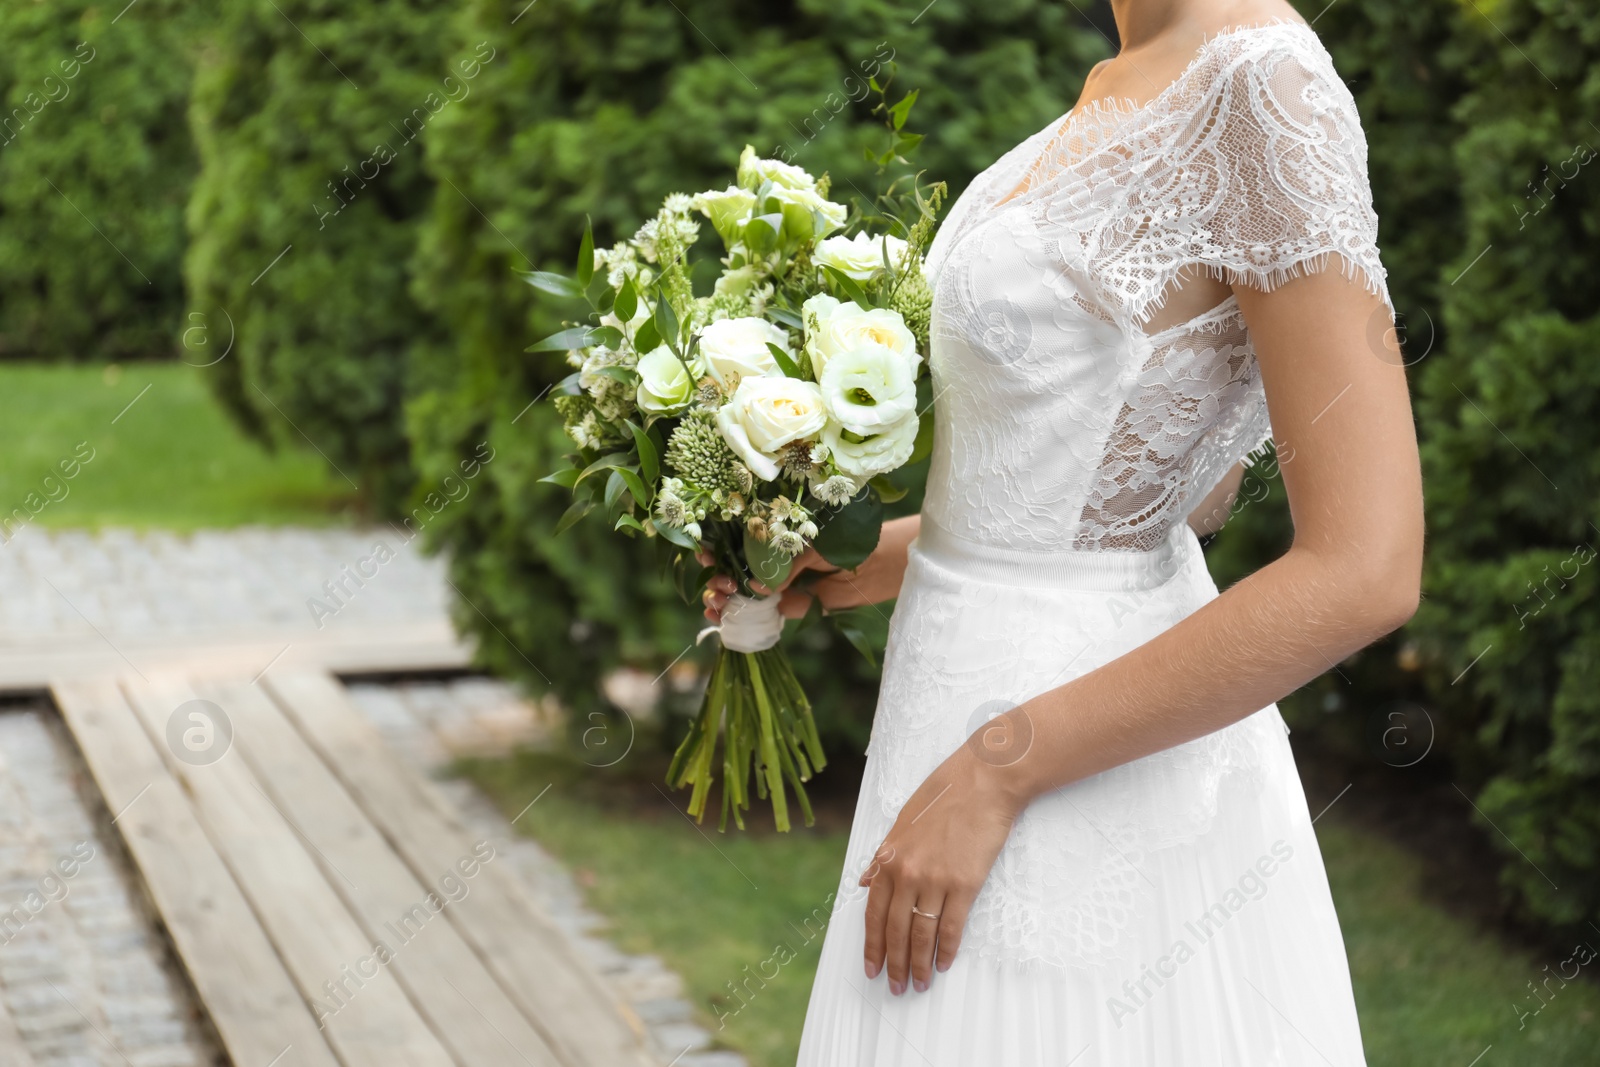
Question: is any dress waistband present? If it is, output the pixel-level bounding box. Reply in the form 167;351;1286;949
912;517;1201;592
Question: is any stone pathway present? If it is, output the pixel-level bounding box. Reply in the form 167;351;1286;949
0;702;217;1067
0;526;449;645
0;527;741;1067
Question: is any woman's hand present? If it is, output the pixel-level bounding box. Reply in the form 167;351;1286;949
859;744;1025;994
699;513;924;623
697;546;840;623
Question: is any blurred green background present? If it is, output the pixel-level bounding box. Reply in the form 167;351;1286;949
2;0;1597;1062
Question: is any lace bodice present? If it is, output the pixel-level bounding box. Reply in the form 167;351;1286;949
921;19;1391;551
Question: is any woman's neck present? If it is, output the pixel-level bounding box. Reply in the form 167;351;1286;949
1109;0;1189;52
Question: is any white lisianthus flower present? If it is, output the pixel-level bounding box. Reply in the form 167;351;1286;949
698;316;791;384
819;343;918;434
693;186;756;245
815;231;911;282
635;346;697;414
715;265;762;297
805;298;920;379
770;184;849;241
737;144;816;192
716;376;827;482
821;411;920;479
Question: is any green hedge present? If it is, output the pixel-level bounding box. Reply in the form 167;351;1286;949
405;0;1106;735
1409;0;1600;931
184;0;467;513
0;1;201;362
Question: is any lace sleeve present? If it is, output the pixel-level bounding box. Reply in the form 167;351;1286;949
1184;36;1393;314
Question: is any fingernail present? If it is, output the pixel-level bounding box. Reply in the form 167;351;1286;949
936;958;950;973
865;960;880;979
914;978;929;993
890;979;906;996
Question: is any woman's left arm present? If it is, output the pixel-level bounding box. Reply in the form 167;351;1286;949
861;269;1424;995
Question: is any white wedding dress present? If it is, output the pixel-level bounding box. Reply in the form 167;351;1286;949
798;20;1388;1066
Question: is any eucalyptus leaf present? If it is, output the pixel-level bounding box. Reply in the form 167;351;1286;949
890;89;919;130
537;467;581;489
633;315;661;355
604;468;628;516
745;534;794;589
654;292;681;354
868;475;908;504
767;305;803;330
576;218;595;288
575;450;632;485
811;492;883;570
593;364;639;385
613;277;638;323
766;342;803;379
831;609;881;668
553;497;594;536
617;467;650;509
519;270;584;299
526;326;600;353
626;420;658;483
656;521;700;551
908;409;936;466
823;265;874;310
589;325;624;349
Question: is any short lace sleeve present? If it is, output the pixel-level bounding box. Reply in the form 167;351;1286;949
1184;32;1393;314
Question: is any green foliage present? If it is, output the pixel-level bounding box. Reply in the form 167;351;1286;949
406;0;1106;727
1408;0;1600;931
0;1;202;361
185;0;471;512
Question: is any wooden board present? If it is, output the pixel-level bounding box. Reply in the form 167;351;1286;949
192;675;562;1067
118;675;456;1067
0;624;471;691
49;679;341;1067
263;670;654;1067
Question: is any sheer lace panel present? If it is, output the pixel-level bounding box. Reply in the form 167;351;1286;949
1077;308;1266;549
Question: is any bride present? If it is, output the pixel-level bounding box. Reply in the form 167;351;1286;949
703;0;1422;1062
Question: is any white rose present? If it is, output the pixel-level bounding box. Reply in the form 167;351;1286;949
693;186;756;245
737;144;816;192
635;346;697;414
821;411;920;479
697;316;791;384
716;376;827;482
819;343;918;434
815;231;911;282
805;299;920;380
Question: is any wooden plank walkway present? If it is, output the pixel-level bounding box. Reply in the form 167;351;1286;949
49;668;655;1067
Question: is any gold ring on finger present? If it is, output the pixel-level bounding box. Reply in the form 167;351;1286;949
911;906;940;920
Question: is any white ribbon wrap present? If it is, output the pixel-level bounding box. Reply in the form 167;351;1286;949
698;592;784;653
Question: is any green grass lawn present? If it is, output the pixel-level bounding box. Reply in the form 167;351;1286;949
463;748;1600;1067
0;362;356;531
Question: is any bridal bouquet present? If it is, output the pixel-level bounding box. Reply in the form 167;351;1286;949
528;144;942;831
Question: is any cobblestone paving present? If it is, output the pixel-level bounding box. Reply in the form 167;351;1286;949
0;526;449;644
0;704;218;1067
347;680;748;1067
